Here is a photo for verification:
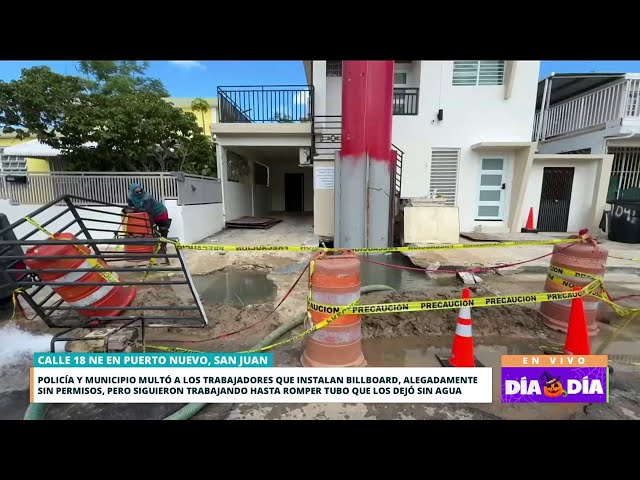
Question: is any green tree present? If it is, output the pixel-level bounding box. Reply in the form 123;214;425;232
77;61;168;96
0;64;213;175
0;66;87;140
190;97;210;135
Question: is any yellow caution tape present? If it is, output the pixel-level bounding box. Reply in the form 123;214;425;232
548;264;602;281
23;216;120;284
154;236;583;254
307;280;601;315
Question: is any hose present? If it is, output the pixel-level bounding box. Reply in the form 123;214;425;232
24;284;396;421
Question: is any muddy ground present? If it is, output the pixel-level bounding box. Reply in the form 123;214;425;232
3;233;640;420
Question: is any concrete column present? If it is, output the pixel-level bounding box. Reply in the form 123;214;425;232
336;60;394;248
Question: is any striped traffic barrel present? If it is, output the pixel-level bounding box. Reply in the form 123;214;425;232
301;250;366;368
124;212;155;259
24;233;137;318
540;236;608;336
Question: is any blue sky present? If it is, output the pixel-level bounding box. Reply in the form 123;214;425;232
1;60;640;97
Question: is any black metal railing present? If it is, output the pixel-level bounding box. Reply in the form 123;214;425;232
393;144;404;197
217;85;314;123
393;87;419;115
0;195;208;351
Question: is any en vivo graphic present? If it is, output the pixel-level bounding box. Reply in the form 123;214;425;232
501;355;608;403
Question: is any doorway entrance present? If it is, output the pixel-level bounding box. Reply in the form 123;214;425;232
284;173;304;212
537;167;575;232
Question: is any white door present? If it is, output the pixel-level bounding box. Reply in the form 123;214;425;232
477;157;507;220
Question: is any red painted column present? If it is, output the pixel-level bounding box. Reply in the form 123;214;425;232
337;60;394;248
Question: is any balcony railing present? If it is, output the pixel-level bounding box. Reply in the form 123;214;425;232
533;77;640;141
217;85;314;123
393;87;419;115
0;172;221;206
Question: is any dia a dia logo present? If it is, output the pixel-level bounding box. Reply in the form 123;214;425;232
505;371;604;397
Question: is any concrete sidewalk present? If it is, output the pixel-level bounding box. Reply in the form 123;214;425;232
402;233;640;273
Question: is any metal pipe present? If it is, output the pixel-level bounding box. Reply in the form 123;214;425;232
363;60;394;248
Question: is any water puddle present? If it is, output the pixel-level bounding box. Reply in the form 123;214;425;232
191;271;277;306
360;253;458;291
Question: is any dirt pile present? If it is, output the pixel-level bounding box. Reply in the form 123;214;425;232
360;287;548;339
130;284;285;353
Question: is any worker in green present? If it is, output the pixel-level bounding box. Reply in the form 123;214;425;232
123;182;172;263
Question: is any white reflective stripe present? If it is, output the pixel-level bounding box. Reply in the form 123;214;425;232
312;290;360;306
52;261;94;284
455;323;473;337
66;285;114;307
459;306;471;319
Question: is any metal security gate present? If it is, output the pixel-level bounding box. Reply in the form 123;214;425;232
537;167;575;232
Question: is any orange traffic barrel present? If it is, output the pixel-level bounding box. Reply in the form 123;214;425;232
539;235;608;336
301;250;366;368
123;212;155;259
24;233;137;318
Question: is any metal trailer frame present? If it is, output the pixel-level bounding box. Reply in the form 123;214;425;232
0;194;208;352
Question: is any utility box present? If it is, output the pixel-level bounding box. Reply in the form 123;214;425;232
313;160;335;237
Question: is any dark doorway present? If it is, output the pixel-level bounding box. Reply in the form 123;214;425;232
284;173;304;212
537;167;575;232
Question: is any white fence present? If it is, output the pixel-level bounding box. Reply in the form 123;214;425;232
0;171;221;206
533;77;640;141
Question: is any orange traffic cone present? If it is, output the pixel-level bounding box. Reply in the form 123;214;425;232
437;288;483;367
521;207;539;233
563;286;591;355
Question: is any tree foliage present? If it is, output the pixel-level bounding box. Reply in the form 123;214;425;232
0;62;216;175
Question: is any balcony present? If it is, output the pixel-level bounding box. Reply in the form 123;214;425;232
217;85;313;123
533;76;640;141
393;87;419;115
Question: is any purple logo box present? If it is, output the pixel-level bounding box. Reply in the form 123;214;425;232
501;355;608;403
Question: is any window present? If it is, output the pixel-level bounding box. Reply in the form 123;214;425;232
226;151;250;183
452;61;505;86
429;148;460;205
0;152;28;174
394;72;407;86
326;61;342;77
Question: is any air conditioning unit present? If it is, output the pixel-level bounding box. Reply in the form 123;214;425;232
299;147;311;166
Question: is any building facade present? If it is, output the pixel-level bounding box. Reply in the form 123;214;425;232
534;73;640;203
212;61;542;237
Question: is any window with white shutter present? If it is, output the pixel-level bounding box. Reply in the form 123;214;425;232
429;148;460;205
0;152;27;174
452;61;505;86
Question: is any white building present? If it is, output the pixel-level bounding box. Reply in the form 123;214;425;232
213;60;549;239
534;73;640;205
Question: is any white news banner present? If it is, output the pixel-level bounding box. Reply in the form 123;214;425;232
31;367;494;404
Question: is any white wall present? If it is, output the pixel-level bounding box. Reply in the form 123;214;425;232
0;199;180;241
176;202;224;244
536;129;609;155
392;61;540;232
0;199;223;244
219;147;253;222
522;159;598;232
263;158;313;212
313;60;540;232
